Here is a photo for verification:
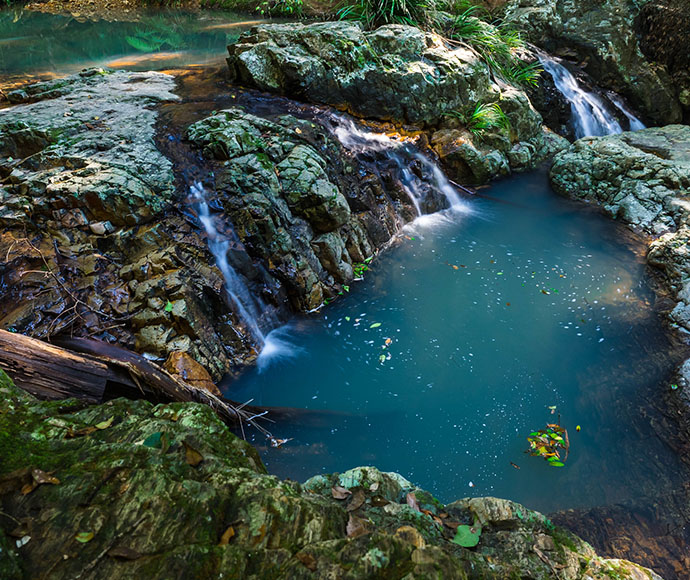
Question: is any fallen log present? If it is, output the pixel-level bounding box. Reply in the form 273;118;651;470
0;329;275;438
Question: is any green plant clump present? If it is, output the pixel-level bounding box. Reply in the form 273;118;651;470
445;101;510;137
337;0;437;29
337;0;542;87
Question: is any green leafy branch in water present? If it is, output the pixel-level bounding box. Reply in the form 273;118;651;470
125;18;186;53
353;255;374;280
526;423;569;467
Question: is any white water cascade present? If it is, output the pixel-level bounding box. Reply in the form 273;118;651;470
539;55;626;138
190;182;267;348
608;93;646;131
332;119;471;216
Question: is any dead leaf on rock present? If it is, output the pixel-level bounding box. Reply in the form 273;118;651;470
107;546;141;560
0;467;31;495
182;440;204;467
218;526;235;546
21;469;60;495
370;495;389;508
346;514;369;539
296;552;317;571
346;489;366;512
406;492;420;512
331;485;352;500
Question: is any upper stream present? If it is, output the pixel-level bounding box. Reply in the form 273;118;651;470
231;169;685;514
0;9;262;86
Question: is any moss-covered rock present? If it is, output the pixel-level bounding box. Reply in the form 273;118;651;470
0;370;663;579
227;22;564;183
502;0;682;125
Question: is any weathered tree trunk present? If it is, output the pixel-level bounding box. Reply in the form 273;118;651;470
0;330;271;434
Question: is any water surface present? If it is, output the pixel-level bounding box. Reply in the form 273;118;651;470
0;9;262;85
229;169;686;513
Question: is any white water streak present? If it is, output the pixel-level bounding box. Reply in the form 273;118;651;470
539;56;623;138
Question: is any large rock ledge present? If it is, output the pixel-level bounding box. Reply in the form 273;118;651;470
227;21;567;184
0;370;660;579
0;69;447;378
549;125;690;381
502;0;682;125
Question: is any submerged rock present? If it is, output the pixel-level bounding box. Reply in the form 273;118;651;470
227;22;565;183
502;0;682;125
0;370;663;579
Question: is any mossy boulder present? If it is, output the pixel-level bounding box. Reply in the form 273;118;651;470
0;370;663;579
227;22;563;183
503;0;682;125
186;108;433;311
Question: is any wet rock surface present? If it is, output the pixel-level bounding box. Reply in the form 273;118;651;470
0;70;256;379
502;0;682;126
185;108;442;312
227;22;565;183
0;370;663;579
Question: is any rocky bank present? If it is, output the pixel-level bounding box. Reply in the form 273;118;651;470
0;370;662;579
227;21;567;184
502;0;684;125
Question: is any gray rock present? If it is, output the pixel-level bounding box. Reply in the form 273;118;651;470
503;0;682;125
227;21;561;182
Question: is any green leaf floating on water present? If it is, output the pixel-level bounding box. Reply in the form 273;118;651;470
452;524;482;548
370;322;381;328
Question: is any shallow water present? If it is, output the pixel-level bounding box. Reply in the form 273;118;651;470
0;9;262;83
229;169;686;513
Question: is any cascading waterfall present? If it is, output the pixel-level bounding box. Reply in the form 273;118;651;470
190;182;267;348
332;118;470;215
538;55;625;138
608;93;646;131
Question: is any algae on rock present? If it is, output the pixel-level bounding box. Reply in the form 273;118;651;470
0;370;663;579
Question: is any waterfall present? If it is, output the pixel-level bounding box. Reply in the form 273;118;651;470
332;119;470;215
190;182;267;347
608;93;646;131
538;56;624;138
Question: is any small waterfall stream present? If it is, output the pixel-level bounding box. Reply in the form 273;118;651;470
539;56;644;138
332;118;470;215
608;93;646;131
190;182;268;348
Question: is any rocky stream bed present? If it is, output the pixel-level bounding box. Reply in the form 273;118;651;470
2;5;690;579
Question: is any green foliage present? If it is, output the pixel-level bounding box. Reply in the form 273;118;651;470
452;522;482;547
445;10;541;86
337;0;437;28
256;0;303;15
445;102;510;137
337;0;541;87
526;424;569;467
353;256;374;279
